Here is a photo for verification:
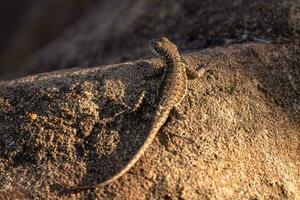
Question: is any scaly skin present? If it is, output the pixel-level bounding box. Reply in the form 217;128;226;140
65;37;205;191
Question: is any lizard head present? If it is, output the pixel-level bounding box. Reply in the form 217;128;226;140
149;37;179;60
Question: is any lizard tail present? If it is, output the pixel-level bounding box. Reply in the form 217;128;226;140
63;109;171;191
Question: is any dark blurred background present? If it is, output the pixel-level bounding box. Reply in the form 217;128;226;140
0;0;298;81
0;0;94;80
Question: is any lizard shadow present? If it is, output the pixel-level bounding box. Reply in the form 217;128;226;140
54;104;156;195
54;61;162;195
58;57;212;194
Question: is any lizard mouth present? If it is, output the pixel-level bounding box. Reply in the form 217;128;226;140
149;44;162;58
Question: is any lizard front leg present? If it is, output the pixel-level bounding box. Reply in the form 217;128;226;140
182;58;215;79
118;90;146;115
102;90;146;123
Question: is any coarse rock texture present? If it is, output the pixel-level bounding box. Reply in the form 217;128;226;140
0;42;299;199
0;0;299;199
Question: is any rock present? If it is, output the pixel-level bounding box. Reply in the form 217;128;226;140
0;42;299;199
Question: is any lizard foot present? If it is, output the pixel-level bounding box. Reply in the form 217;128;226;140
170;107;186;120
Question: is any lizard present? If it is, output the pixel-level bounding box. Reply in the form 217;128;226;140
64;37;209;191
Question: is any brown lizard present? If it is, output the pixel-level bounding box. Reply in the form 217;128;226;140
65;37;208;191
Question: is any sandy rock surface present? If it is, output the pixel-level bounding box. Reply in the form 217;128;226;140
0;42;299;199
0;0;299;199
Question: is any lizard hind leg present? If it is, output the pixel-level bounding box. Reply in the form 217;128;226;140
170;107;186;120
